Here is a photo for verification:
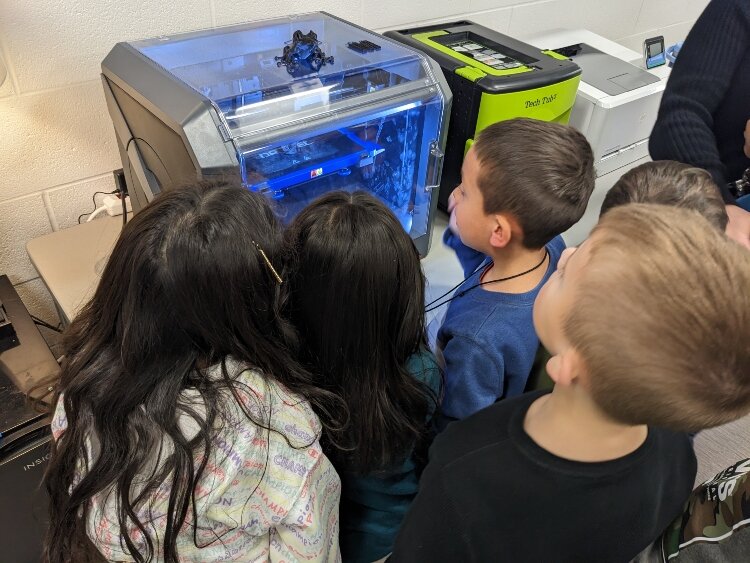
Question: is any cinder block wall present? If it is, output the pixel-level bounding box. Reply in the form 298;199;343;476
0;0;709;330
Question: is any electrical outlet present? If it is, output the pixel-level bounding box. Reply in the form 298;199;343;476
103;194;132;217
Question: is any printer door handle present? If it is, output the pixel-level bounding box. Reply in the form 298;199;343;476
426;141;444;192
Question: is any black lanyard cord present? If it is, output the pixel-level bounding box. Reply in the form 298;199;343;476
425;261;486;311
425;250;549;313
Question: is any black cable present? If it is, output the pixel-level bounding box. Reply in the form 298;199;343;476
78;190;119;224
121;136;138;228
31;315;63;333
122;189;128;225
425;250;549;313
425;261;486;311
31;315;61;331
123;135;172;216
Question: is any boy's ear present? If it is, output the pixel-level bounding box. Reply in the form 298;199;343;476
546;348;584;387
489;213;515;249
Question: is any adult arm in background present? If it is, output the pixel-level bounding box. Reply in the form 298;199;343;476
649;0;749;195
649;0;750;248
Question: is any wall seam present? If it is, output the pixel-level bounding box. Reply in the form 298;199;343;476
12;78;101;100
13;276;41;289
633;0;647;34
0;172;114;207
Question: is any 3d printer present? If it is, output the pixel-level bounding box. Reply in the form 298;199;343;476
101;13;451;255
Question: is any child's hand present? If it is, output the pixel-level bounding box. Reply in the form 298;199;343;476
744;119;750;158
447;192;460;236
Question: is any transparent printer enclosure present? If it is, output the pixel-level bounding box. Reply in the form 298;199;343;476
122;13;447;242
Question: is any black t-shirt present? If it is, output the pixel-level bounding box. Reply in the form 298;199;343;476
389;391;697;563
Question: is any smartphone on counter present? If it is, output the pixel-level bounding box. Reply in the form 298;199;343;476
644;36;666;69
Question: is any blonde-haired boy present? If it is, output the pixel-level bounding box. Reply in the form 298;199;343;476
391;204;750;562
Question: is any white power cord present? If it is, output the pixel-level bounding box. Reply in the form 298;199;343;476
86;206;108;222
103;194;131;216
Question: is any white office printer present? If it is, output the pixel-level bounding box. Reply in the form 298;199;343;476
525;30;671;244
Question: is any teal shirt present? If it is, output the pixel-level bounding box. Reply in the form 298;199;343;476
339;349;441;562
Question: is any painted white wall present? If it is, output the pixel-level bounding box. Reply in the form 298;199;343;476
0;0;709;329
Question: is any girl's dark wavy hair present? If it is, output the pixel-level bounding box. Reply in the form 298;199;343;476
284;191;438;475
43;180;340;563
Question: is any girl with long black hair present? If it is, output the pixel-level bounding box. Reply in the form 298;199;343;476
284;191;441;562
44;181;342;563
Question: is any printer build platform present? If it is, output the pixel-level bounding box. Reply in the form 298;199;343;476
526;29;670;245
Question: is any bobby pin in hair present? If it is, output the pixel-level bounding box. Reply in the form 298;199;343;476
251;240;283;284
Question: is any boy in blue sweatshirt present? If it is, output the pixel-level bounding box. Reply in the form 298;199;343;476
436;118;595;425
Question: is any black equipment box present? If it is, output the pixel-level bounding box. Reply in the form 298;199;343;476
0;275;59;563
